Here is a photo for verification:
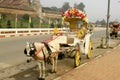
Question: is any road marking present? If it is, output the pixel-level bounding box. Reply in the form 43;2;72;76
75;63;87;69
54;76;61;80
95;55;102;60
0;63;11;70
106;50;110;53
119;44;120;46
113;46;117;49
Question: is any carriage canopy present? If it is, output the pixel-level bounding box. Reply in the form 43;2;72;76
62;8;88;29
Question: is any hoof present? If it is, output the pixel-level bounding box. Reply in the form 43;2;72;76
38;78;45;80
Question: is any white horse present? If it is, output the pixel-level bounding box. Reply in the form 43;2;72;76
24;41;60;80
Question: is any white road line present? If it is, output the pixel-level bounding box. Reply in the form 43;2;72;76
95;55;102;60
106;50;111;53
119;44;120;46
53;76;61;80
75;63;87;69
113;46;117;49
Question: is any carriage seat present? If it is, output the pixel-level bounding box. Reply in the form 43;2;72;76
52;35;74;44
67;37;74;44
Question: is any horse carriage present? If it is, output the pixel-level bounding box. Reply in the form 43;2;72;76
24;8;93;80
110;21;120;38
53;7;93;67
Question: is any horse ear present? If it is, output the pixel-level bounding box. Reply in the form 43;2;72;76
26;41;29;45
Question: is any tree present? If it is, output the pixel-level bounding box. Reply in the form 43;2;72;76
23;14;29;21
30;22;33;28
95;19;106;27
51;6;58;11
2;13;7;20
100;19;106;26
61;2;70;11
95;20;100;24
0;20;1;28
50;22;54;28
74;3;77;8
74;2;85;11
7;20;11;28
20;21;23;28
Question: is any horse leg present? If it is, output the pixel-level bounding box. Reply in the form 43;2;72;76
37;62;43;80
51;58;55;73
54;54;58;73
41;61;45;80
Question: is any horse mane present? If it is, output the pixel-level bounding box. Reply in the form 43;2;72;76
34;42;44;50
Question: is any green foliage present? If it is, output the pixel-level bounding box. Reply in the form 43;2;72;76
1;13;7;20
30;22;33;28
0;20;1;28
50;6;58;11
61;2;70;11
75;2;85;11
7;20;11;28
23;14;29;21
95;19;106;27
100;19;106;25
20;21;23;28
0;18;42;28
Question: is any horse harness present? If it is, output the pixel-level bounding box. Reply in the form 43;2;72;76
42;42;52;64
28;42;53;64
24;43;36;57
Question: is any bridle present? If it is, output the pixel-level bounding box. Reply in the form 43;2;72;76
27;43;37;57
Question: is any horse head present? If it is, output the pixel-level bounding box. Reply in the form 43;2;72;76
24;42;36;57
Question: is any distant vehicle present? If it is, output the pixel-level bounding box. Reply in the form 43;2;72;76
110;21;120;38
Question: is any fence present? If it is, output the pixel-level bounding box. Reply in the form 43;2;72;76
0;27;105;38
0;28;68;38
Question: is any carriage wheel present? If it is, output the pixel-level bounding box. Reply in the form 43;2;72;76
87;40;92;59
74;51;81;67
74;43;81;67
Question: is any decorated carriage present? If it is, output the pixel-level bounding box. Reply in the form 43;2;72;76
53;7;93;67
110;21;120;38
24;8;93;79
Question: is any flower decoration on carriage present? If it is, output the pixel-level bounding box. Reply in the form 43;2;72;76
62;7;88;23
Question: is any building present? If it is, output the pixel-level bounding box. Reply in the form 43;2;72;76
0;0;61;19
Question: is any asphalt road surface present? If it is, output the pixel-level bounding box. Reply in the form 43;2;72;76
0;34;52;70
0;30;105;70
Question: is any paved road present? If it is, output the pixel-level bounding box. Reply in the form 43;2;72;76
0;30;106;70
0;34;52;70
0;30;106;69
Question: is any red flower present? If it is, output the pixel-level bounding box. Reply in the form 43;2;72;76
62;12;65;16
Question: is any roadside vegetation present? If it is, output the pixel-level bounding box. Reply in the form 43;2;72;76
0;13;54;28
0;1;108;28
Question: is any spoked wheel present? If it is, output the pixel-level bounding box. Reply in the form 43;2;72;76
74;51;81;67
87;40;92;59
74;43;81;67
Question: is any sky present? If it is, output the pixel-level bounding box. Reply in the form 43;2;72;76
40;0;120;23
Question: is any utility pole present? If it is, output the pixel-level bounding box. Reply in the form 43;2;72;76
15;14;18;28
106;0;110;47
